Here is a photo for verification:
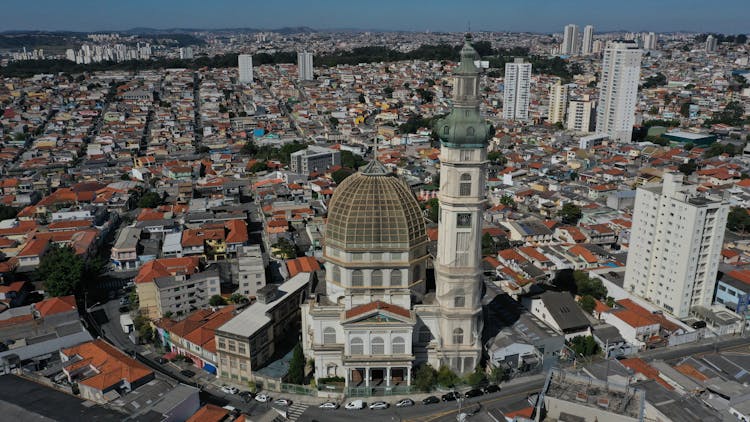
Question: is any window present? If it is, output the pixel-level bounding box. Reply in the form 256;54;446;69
466;126;475;137
390;270;402;286
443;125;450;135
457;213;472;228
454;294;466;308
392;337;405;354
459;173;472;196
218;339;226;349
350;337;364;355
323;327;337;344
452;328;464;345
238;344;246;355
332;266;341;283
228;340;236;352
371;337;385;354
372;269;383;287
351;270;363;287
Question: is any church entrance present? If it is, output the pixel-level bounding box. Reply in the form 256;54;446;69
370;368;385;386
391;368;405;384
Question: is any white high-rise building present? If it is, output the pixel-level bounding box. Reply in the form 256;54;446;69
643;32;658;50
581;25;594;55
566;95;595;133
238;54;253;84
624;173;729;318
298;51;314;81
179;46;194;59
548;80;568;125
592;39;604;54
596;40;642;142
706;35;718;52
561;24;580;55
503;58;532;121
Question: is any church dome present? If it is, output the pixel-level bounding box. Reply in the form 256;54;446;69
325;161;427;252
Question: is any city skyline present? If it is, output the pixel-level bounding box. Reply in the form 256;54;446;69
3;0;749;33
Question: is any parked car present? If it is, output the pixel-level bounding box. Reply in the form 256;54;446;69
119;297;130;306
395;398;415;408
154;357;167;364
422;396;440;405
238;391;255;402
118;305;130;313
180;369;195;378
369;401;389;410
255;393;270;403
220;385;239;395
483;384;501;394
319;402;339;409
465;388;484;398
442;392;460;402
274;398;292;406
345;400;365;410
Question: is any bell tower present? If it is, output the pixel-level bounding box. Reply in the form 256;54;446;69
432;34;491;374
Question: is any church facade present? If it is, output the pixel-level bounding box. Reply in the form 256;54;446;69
300;35;490;390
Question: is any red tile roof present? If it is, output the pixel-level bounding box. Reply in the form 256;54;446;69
619;358;673;390
345;300;411;320
187;404;229;422
34;295;77;317
135;257;201;284
61;339;153;391
286;256;321;277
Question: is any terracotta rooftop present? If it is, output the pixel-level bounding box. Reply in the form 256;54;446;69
135;257;201;284
34;295;77;317
61;339;153;391
187;404;229;422
286;256;321;277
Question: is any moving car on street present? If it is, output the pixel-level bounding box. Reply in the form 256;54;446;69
395;398;415;408
422;396;440;405
369;401;389;410
319;402;339;409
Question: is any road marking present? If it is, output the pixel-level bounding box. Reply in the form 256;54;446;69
287;403;309;421
405;388;538;422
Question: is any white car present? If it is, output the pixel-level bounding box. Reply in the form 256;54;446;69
345;399;364;410
319;401;339;409
255;393;270;402
395;398;414;408
369;401;389;410
220;385;239;395
274;398;292;406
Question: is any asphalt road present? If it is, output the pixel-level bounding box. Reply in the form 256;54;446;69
297;378;544;422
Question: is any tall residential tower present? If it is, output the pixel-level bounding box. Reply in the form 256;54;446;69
581;25;594;55
562;24;580;55
503;58;532;121
298;51;314;81
595;40;642;142
238;54;253;84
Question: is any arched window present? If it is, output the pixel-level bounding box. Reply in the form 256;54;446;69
371;269;383;287
351;270;363;287
452;328;464;345
332;266;341;283
350;337;363;355
418;326;432;343
459;173;472;196
371;337;385;355
392;337;405;354
466;126;475;137
323;327;336;344
390;270;402;287
443;125;450;135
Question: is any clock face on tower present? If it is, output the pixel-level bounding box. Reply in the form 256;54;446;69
457;213;472;228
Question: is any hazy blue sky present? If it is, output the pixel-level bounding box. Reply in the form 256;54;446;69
3;0;748;33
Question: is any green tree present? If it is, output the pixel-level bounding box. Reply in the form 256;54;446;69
37;245;84;297
678;159;698;176
558;203;583;225
569;335;599;357
288;343;305;384
437;365;460;388
340;150;366;169
482;232;497;256
414;364;438;392
500;195;515;208
424;197;439;223
332;168;354;184
488;151;507;166
137;191;162;208
358;93;366;103
209;295;227;306
328;116;339;128
465;367;487;387
272;238;297;259
727;207;750;233
229;293;248;304
249;161;269;173
241;141;258;155
578;295;597;315
680;102;693;118
684;142;695;151
0;205;18;221
488;366;507;384
606;296;616;308
573;271;608;299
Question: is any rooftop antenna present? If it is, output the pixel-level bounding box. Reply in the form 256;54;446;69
467;20;471;33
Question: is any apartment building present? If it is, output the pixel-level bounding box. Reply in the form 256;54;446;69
503;58;532;121
624;173;729;318
290;145;341;175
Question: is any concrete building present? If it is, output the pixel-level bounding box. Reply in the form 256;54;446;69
596;41;642;142
238;54;253;84
503;58;532;121
706;35;718;53
561;24;580;55
289;145;341;175
567;95;595;132
522;291;592;340
624;173;729;318
237;245;266;298
581;25;594;55
643;32;658;51
214;273;310;384
548;80;567;125
298;51;313;81
111;226;140;271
